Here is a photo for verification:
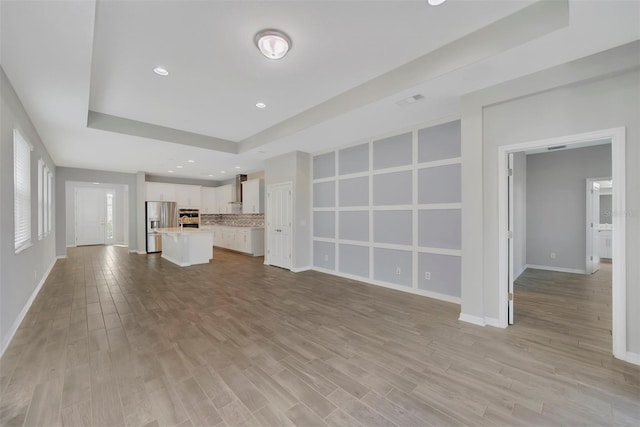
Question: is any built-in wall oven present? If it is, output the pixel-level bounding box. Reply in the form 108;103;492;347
178;209;199;228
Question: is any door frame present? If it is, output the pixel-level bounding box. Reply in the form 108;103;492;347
497;127;626;360
265;181;294;269
586;177;609;274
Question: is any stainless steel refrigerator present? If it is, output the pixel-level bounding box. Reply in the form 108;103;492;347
146;201;178;253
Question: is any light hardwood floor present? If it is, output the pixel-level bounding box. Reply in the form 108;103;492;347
1;247;638;426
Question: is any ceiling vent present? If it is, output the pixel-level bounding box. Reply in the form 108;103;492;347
395;94;425;108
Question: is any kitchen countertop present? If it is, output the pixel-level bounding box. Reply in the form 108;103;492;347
200;225;264;230
155;227;214;234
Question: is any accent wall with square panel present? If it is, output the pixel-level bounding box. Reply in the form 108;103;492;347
312;119;462;303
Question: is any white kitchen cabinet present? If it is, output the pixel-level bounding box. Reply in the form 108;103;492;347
212;226;264;256
201;187;217;214
242;179;264;214
598;229;612;259
176;184;201;208
146;182;176;202
214;185;232;213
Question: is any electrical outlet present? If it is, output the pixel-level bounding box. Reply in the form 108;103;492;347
424;272;431;280
550;252;556;259
324;254;329;262
396;267;401;275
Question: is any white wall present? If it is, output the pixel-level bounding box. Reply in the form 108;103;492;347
0;67;57;355
461;42;639;353
526;144;611;272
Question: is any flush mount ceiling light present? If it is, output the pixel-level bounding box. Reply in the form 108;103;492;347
153;66;169;76
255;102;266;109
255;29;292;60
428;0;447;5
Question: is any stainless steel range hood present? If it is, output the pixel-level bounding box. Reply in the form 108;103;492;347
229;174;247;204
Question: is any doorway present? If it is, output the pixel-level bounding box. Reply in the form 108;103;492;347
265;182;293;270
75;187;115;246
498;127;627;360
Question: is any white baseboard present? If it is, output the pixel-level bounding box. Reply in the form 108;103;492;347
136;250;146;255
66;244;76;248
56;255;67;259
458;313;486;326
514;265;527;280
291;266;311;273
622;351;640;366
485;317;504;328
311;267;461;305
526;264;586;274
0;257;57;358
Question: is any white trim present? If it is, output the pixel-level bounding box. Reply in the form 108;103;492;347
137;250;146;255
326;170;370;181
623;352;640;366
417;203;462;210
417;157;462;169
371;242;413;251
371;205;414;211
312;207;337;212
458;313;486;326
416;247;462;257
371;164;414;176
514;265;526;280
337;206;370;212
312;267;461;304
56;255;67;260
312;176;336;184
66;244;77;248
313;237;336;243
525;264;586;275
1;258;56;357
334;239;368;247
484;317;503;328
291;266;311;273
497;127;626;361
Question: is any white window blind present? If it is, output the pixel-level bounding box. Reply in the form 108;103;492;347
38;159;44;239
47;170;53;234
14;130;33;252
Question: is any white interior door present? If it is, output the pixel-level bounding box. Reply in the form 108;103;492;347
587;181;601;274
507;153;515;325
266;182;292;269
75;187;106;246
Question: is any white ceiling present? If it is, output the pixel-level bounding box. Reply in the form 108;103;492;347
1;0;639;181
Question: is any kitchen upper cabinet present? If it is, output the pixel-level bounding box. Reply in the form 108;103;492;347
242;179;264;214
146;182;176;202
215;184;234;214
201;187;217;214
176;185;201;208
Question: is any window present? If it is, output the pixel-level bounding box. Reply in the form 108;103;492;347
47;170;53;235
14;129;33;252
38;159;44;239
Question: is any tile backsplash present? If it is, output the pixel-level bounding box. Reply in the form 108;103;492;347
201;214;264;228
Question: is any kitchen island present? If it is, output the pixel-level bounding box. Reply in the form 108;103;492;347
156;228;213;267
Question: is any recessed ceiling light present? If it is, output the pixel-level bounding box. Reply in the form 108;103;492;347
168;170;174;173
153;67;169;76
176;165;183;169
93;182;100;185
220;171;226;174
255;102;266;109
427;0;447;5
255;29;292;60
235;166;241;169
187;160;195;163
208;174;213;177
